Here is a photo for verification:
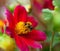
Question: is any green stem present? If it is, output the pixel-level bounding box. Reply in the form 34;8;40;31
50;32;55;51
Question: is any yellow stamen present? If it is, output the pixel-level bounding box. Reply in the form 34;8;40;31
15;22;32;34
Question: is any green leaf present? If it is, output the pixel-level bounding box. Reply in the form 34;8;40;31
45;30;52;42
53;32;60;47
42;9;53;31
0;34;16;51
14;47;19;51
42;44;50;51
45;30;60;46
53;0;60;7
44;31;60;51
54;7;60;12
53;11;60;31
8;4;15;12
42;9;53;24
0;32;3;36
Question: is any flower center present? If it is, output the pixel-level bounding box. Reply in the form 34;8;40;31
15;22;33;34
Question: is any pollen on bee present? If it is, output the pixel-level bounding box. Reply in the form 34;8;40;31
15;22;33;34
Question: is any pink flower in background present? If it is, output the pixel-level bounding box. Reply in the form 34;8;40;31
31;0;54;10
44;0;54;10
5;5;46;51
31;0;54;18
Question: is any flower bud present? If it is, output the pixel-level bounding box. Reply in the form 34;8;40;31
0;34;16;51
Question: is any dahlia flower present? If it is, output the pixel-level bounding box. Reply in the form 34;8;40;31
5;5;46;51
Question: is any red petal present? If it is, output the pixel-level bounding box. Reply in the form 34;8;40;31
23;30;46;41
23;38;42;48
14;5;28;22
5;9;15;29
27;16;38;27
13;33;29;51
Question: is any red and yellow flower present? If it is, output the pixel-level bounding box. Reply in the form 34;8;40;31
5;5;46;51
